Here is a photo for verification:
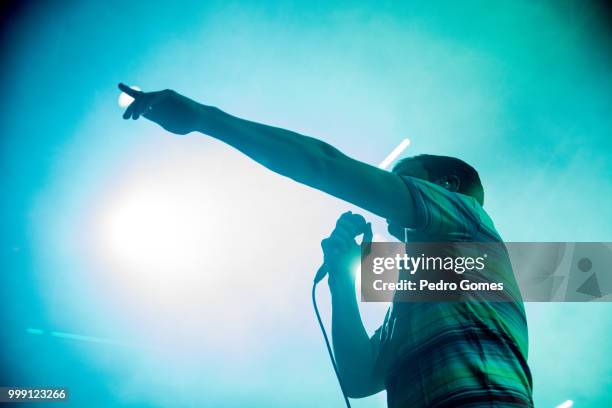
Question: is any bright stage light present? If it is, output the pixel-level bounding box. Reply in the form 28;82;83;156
87;141;331;340
117;85;141;108
378;138;411;170
555;400;573;408
86;136;412;348
100;186;205;270
90;144;228;305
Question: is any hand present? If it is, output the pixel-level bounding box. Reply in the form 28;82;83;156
118;83;204;135
321;211;373;285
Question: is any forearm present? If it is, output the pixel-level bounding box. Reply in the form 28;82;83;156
189;101;414;225
120;84;416;224
330;276;377;397
196;104;341;189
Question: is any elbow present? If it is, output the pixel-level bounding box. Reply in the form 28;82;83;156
341;373;379;399
344;383;375;399
342;379;358;399
344;385;363;399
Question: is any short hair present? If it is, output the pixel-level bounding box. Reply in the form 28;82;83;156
393;154;484;205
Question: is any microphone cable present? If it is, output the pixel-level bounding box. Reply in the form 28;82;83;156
312;271;352;408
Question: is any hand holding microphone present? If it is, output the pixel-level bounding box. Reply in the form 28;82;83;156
316;211;373;284
313;211;372;408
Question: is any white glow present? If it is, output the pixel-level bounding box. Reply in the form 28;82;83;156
92;150;224;303
100;187;208;271
87;141;337;350
378;138;411;170
117;85;141;108
556;400;574;408
87;135;413;351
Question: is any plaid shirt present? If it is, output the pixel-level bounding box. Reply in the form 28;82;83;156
375;176;533;408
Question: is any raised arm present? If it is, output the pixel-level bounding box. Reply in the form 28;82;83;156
119;84;416;226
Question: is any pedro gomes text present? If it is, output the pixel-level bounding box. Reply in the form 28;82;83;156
370;253;504;292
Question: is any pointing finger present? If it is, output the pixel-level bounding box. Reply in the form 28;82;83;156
118;83;143;98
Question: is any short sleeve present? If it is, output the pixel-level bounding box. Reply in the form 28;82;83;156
399;176;500;242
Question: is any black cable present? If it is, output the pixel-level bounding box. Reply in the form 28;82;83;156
312;279;352;408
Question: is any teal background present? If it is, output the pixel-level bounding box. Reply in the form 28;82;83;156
1;1;611;406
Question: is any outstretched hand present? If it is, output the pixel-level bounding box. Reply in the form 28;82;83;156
118;83;204;135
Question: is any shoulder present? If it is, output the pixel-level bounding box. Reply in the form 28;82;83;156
398;176;501;241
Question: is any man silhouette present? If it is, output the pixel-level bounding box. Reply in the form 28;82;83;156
119;83;533;407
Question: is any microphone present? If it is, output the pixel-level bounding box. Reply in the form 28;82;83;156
313;218;373;284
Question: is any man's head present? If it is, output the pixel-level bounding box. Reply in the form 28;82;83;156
392;154;484;205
